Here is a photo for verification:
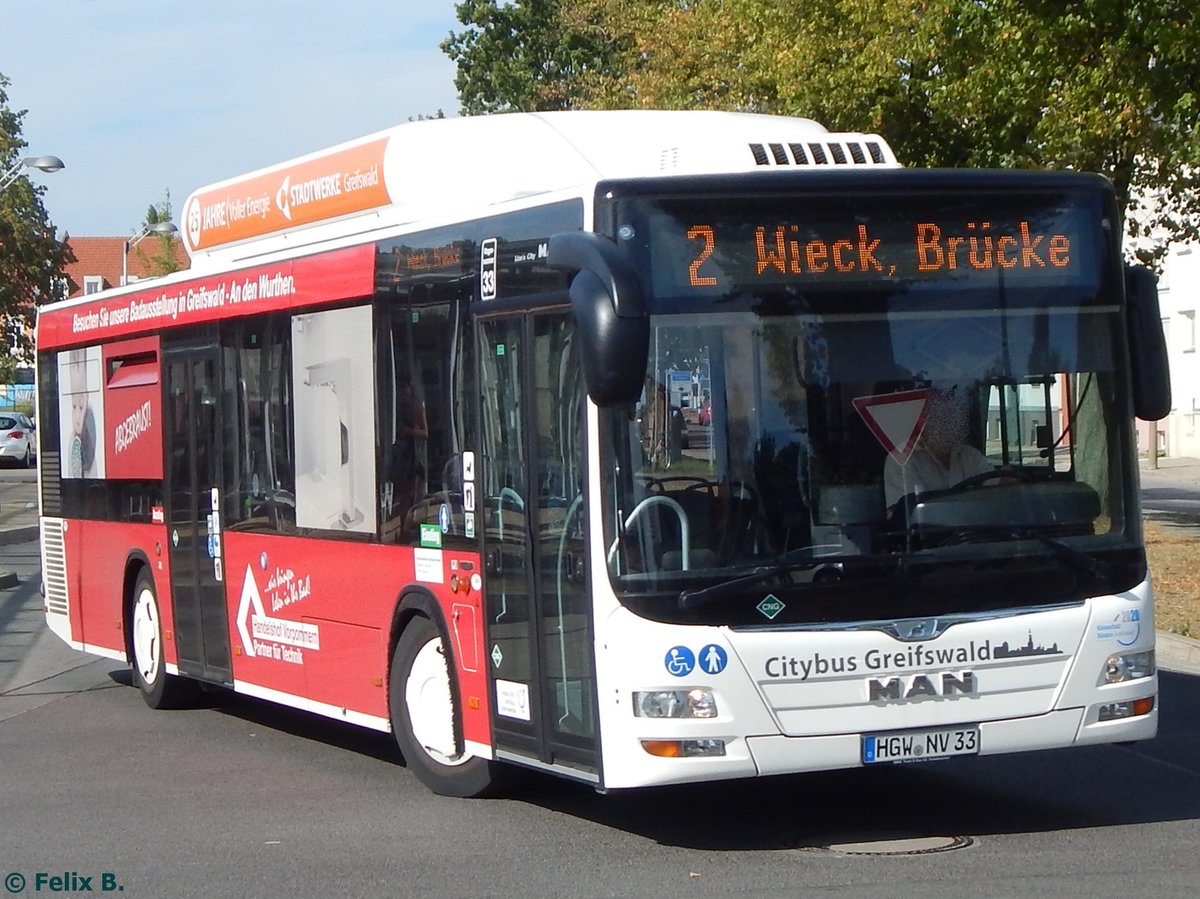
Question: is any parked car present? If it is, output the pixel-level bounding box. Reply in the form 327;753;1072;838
0;412;35;467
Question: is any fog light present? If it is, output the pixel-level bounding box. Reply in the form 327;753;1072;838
634;688;718;719
641;739;727;758
1097;696;1155;721
1102;650;1156;684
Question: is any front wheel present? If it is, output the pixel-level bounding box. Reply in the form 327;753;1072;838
130;569;197;709
389;615;500;797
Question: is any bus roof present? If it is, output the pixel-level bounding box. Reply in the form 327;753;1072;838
180;110;898;265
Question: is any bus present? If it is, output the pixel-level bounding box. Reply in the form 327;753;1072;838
37;110;1171;796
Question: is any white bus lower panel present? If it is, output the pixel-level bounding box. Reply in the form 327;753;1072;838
604;705;1158;788
746;709;1083;776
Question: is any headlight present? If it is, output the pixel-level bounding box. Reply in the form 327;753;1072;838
1102;649;1156;684
633;688;718;718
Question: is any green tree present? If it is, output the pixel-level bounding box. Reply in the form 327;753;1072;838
445;0;1200;258
0;349;21;385
895;0;1200;260
442;0;625;114
0;73;73;362
132;192;183;279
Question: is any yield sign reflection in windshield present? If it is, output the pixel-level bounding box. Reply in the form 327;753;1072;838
852;389;930;465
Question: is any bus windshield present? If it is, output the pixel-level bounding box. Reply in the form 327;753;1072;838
599;184;1144;626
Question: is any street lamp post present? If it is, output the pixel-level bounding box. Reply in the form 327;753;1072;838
1;154;65;376
122;221;179;286
0;155;65;192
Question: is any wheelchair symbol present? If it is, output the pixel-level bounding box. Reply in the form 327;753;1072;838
664;646;695;677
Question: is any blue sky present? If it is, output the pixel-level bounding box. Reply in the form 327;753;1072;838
1;1;463;236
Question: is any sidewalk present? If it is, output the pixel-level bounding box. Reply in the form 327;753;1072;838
1139;455;1200;485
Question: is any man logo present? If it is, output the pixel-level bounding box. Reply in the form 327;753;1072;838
868;671;977;702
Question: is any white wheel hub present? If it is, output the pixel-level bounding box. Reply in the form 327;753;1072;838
405;637;469;766
132;587;161;686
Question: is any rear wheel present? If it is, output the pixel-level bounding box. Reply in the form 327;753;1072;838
130;569;197;709
389;615;499;797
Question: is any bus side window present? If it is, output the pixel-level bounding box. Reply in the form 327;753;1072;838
222;316;297;533
377;293;461;545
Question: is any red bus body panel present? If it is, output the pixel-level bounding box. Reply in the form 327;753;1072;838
65;520;175;663
60;523;490;744
38;245;376;351
222;533;489;741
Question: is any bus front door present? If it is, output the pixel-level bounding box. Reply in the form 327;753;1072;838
163;345;232;684
478;312;598;780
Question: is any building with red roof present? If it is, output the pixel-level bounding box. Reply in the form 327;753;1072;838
62;235;189;298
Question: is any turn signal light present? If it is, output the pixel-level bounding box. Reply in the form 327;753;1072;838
641;740;682;758
640;739;726;758
1097;696;1155;721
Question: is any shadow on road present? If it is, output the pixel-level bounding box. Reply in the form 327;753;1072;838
139;671;404;765
164;662;1200;850
508;670;1200;849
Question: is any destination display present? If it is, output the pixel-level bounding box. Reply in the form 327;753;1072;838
637;192;1104;295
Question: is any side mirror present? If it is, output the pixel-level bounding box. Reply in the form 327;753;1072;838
1124;265;1171;421
548;231;649;407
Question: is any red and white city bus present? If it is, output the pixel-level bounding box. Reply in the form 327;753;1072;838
38;111;1170;796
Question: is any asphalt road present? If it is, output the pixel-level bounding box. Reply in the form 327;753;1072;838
3;466;1200;897
1;533;1199;897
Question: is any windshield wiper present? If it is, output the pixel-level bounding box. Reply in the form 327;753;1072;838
925;524;1112;579
677;556;845;610
1007;527;1113;579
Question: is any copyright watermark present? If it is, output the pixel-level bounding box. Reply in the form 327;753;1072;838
4;871;125;893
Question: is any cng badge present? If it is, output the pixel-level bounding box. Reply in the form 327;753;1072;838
757;594;785;620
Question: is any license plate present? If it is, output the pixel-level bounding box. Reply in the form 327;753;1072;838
862;726;979;764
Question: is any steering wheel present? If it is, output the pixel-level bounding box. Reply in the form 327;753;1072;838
940;467;1031;495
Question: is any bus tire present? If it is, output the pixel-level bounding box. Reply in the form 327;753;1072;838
130;569;197;710
389;615;499;797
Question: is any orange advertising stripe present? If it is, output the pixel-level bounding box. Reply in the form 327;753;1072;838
186;138;391;251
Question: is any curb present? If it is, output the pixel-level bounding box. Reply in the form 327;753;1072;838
1156;629;1200;674
0;523;38;589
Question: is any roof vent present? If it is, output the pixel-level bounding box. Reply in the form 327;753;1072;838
750;138;895;168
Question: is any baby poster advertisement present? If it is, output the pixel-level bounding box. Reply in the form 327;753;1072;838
58;346;106;479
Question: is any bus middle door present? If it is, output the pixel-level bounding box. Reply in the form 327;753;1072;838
478;312;598;780
163;344;232;684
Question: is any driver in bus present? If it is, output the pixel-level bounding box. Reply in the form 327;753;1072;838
883;385;997;510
